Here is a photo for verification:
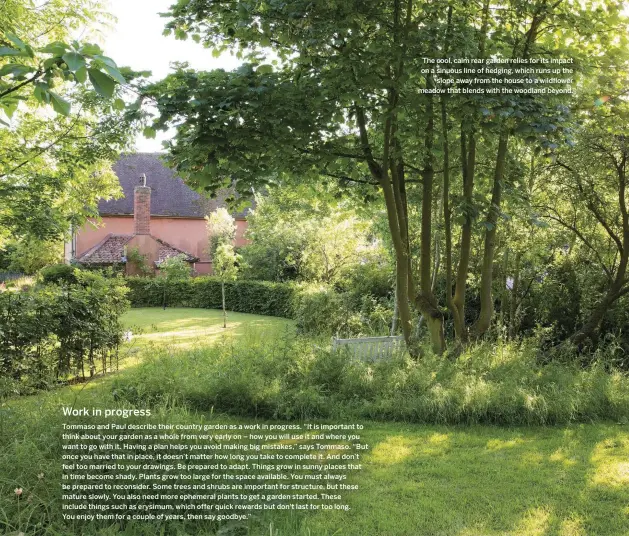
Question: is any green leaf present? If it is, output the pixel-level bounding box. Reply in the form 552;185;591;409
39;41;68;55
113;98;125;111
78;43;103;56
256;64;274;74
5;33;27;51
33;85;45;103
0;63;36;78
88;68;115;98
49;91;71;115
62;51;86;72
93;55;117;68
0;47;29;57
102;64;126;84
75;66;87;83
1;100;19;118
143;126;157;139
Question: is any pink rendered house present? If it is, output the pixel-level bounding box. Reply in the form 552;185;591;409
66;153;250;274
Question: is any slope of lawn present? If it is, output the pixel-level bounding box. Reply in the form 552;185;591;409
1;308;628;535
120;306;294;363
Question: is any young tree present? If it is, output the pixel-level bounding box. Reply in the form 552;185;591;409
158;254;191;309
206;208;236;259
213;243;240;328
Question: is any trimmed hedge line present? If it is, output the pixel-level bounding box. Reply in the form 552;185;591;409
125;276;297;318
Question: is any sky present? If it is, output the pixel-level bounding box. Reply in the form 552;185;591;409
102;0;242;152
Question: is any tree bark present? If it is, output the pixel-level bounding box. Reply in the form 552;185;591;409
508;251;521;339
451;127;477;341
222;281;227;328
415;82;445;355
499;247;509;330
475;130;509;338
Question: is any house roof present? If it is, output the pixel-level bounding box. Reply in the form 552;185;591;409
76;233;199;265
76;234;133;264
99;153;251;219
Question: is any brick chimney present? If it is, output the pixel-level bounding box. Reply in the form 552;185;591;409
134;174;151;235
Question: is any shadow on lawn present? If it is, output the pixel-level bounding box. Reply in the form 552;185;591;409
302;424;629;536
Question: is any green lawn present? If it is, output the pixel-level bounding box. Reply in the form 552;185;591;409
297;423;629;536
1;308;628;535
119;307;294;362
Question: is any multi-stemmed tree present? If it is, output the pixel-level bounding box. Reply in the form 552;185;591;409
145;0;628;354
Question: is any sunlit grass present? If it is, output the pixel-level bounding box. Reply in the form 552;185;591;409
292;424;629;536
117;307;294;369
2;310;629;535
122;307;293;348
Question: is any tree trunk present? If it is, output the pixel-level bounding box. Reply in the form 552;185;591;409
475;131;509;338
415;86;445;355
508;251;521;339
391;270;399;336
451;127;477;341
222;281;227;328
499;247;509;330
572;270;628;345
356;105;415;351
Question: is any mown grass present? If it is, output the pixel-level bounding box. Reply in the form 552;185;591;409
119;307;294;368
2;388;629;535
1;308;629;535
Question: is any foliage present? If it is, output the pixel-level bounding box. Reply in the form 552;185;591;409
155;253;192;308
0;0;128;119
206;207;236;259
39;263;78;285
147;0;629;354
126;246;151;276
0;1;146;246
0;271;129;392
124;275;392;335
240;184;385;283
125;276;297;318
292;285;345;335
157;253;191;281
213;243;240;282
5;237;63;274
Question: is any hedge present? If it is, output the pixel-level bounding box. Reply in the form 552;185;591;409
0;271;129;395
125;276;298;318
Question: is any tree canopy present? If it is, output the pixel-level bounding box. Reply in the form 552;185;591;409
143;0;629;354
0;0;146;247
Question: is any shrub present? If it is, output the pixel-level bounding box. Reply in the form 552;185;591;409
40;263;79;285
125;276;394;336
6;237;63;274
0;272;129;396
293;285;345;335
